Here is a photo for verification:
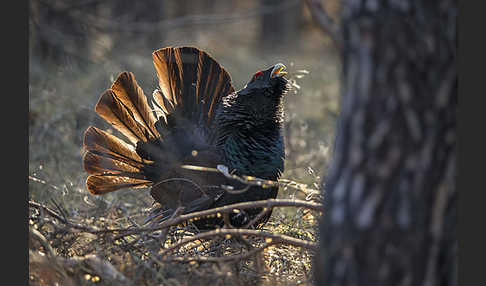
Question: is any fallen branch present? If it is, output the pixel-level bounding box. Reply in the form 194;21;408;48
30;198;321;238
161;228;318;257
115;199;322;238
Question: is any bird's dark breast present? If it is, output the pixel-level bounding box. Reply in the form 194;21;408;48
208;91;286;227
201;129;284;228
223;133;284;180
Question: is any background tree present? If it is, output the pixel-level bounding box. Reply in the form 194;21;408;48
260;0;303;51
307;0;457;285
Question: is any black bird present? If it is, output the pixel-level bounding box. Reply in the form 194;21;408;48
83;47;289;229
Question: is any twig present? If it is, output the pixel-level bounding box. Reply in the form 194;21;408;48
50;198;68;223
303;0;343;50
29;200;104;234
29;175;60;191
163;242;274;264
157;206;186;248
59;254;130;284
243;208;270;229
30;227;56;259
223;212;235;229
161;228;318;257
181;164;321;197
29;201;68;224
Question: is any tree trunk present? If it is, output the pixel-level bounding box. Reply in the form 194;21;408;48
315;1;457;285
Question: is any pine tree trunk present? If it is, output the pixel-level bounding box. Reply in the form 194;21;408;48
315;1;457;285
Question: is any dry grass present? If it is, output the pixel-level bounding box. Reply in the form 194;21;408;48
29;192;321;285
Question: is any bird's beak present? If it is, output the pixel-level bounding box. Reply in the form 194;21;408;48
271;63;287;78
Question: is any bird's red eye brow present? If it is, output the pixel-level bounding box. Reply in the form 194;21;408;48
253;71;264;80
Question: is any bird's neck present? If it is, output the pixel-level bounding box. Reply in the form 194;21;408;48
218;91;284;127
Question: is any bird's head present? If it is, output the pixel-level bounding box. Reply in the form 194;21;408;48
238;63;289;99
220;63;289;126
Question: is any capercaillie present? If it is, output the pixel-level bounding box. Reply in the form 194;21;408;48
83;46;289;229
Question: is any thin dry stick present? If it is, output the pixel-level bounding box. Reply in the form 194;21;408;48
30;227;56;259
180;164;321;196
29;200;102;233
160;228;318;257
156;206;186;247
223;212;235;229
243;208;271;229
303;0;343;49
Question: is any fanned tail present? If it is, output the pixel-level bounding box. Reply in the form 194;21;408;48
83;71;158;194
83;46;235;196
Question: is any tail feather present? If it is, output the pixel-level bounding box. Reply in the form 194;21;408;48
152;47;234;141
83;152;145;178
95;72;159;144
86;175;150;195
195;49;234;127
83;126;151;194
152;89;174;122
95;89;147;144
110;72;159;140
84;126;144;167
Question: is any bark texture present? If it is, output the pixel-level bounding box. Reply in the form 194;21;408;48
315;0;457;285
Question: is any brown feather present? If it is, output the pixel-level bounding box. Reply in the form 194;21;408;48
83;126;145;167
86;175;150;195
83;151;145;177
83;127;151;195
151;47;235;142
195;50;234;127
110;72;159;140
152;48;180;105
152;89;174;118
95;89;148;144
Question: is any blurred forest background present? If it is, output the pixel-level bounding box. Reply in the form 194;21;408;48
29;1;340;285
